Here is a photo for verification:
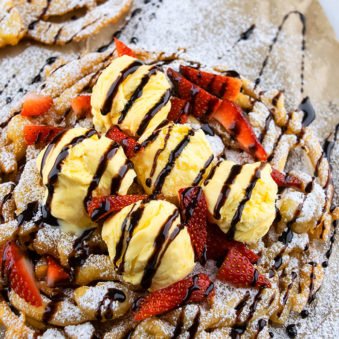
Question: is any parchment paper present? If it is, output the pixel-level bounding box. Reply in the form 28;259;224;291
0;0;338;337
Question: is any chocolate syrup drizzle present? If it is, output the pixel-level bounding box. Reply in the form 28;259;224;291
277;271;297;317
192;155;214;186
313;124;338;239
31;56;58;84
140;209;179;289
213;164;242;220
203;160;222;185
322;219;337;268
299;96;316;127
146;125;173;187
28;0;52;30
95;288;126;320
39;129;67;176
1;5;336;336
230;289;264;338
254;11;306;97
42;293;65;323
42;129;96;225
233;24;256;48
136;89;171;136
101;61;142;116
153;130;195;195
259;91;282;143
143;223;184;288
68;228;98;268
139;119;170;149
187;309;201;338
314;123;339;178
97;0;163;53
15;201;41;232
227;163;266;239
83;143;119;208
0;183;15;224
115;204;146;273
255;319;267;338
171;308;185;338
118;66;158;124
307;262;317;303
110;160;134;194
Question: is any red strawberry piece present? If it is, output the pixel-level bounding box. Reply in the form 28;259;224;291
168;97;189;123
2;241;42;307
71;95;91;118
46;256;69;287
133;273;214;321
211;99;267;161
23;125;64;146
217;247;271;289
271;168;303;191
167;68;220;118
206;223;259;263
106;126;142;158
180;65;242;102
87;194;147;222
168;68;266;161
178;187;207;261
114;38;136;58
21;93;53;117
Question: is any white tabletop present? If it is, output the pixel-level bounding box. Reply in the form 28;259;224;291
320;0;339;38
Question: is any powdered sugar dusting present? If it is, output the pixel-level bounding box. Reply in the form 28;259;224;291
65;322;95;339
0;0;338;337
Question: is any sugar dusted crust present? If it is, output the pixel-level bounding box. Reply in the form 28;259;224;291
0;47;337;338
0;0;132;47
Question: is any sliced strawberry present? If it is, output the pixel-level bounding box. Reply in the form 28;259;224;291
46;256;69;287
2;241;42;307
167;68;220;118
178;187;207;261
21;93;53;117
133;273;214;321
206;223;259;263
271;168;303;191
211;100;267;161
180;65;242;102
217;247;270;289
168;69;266;161
168;97;189;123
87;194;147;222
23;125;64;146
114;38;136;58
71;95;91;118
106;126;142;158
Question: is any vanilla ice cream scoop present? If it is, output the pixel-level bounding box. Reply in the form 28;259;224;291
102;199;195;291
91;55;171;141
37;128;136;234
202;160;278;243
132;123;215;200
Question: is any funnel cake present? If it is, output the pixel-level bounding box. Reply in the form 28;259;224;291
0;40;337;339
0;0;132;48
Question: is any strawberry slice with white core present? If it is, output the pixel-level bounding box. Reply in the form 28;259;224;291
46;256;69;287
2;241;42;307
